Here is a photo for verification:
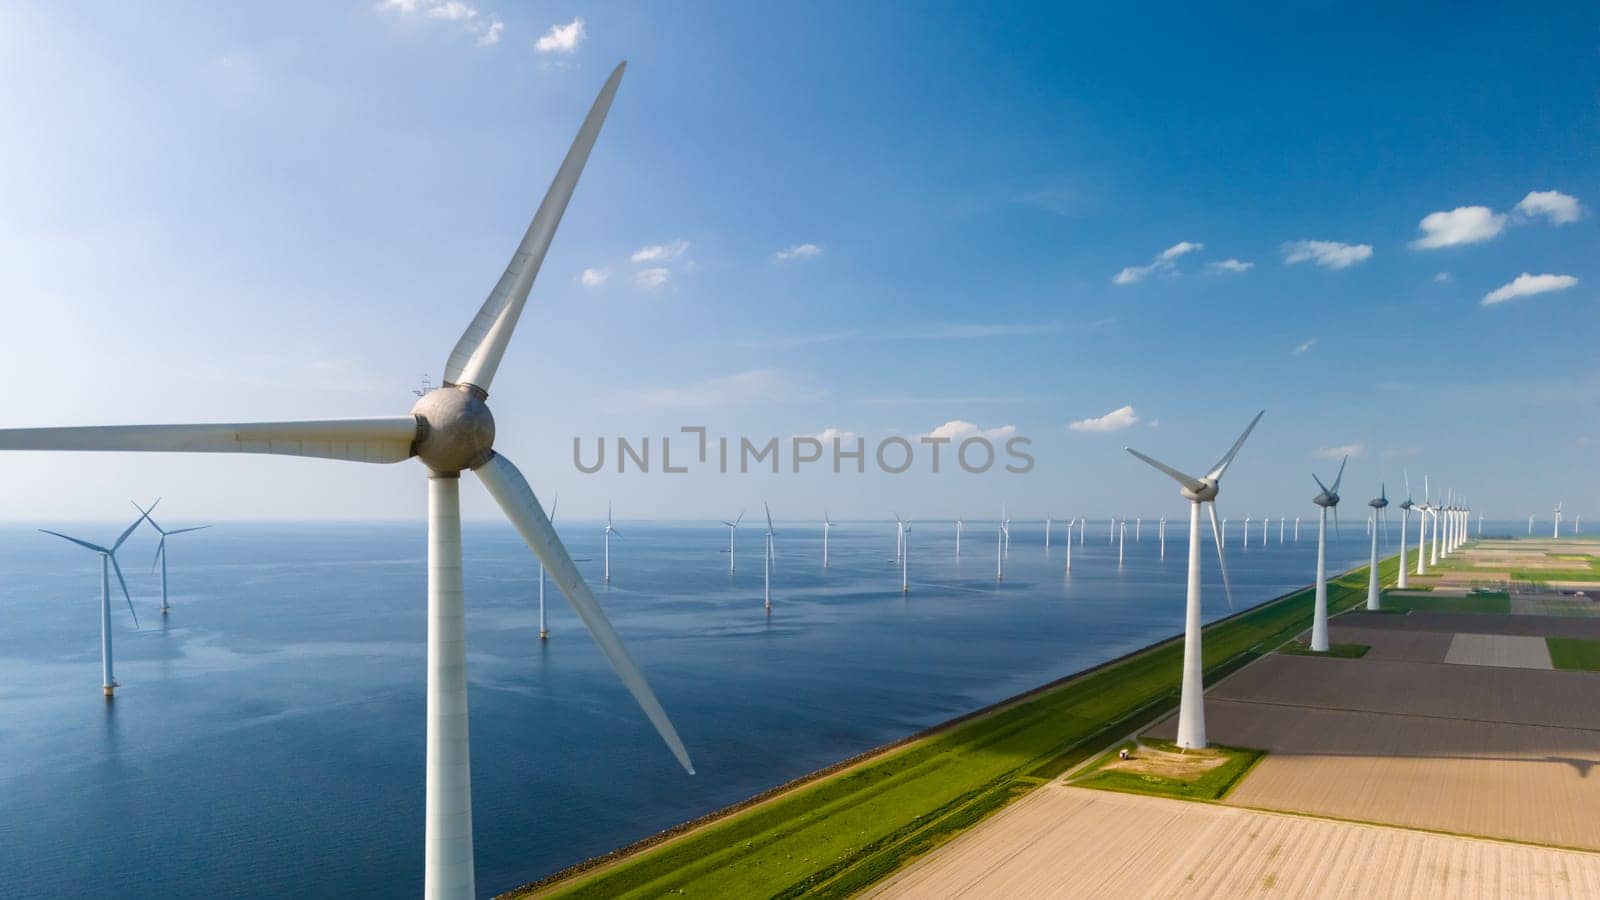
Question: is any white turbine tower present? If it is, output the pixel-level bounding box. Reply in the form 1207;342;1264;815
537;495;558;639
1079;516;1086;545
1159;515;1167;560
1528;513;1535;536
1479;513;1485;536
1244;516;1251;549
603;503;619;584
1279;516;1285;544
1221;517;1228;549
901;519;912;593
1136;516;1142;541
1260;516;1267;546
996;512;1008;582
1045;515;1052;551
1126;410;1262;749
1397;474;1414;589
1064;518;1075;571
955;518;963;558
822;510;832;568
1117;518;1126;567
41;514;146;697
1294;516;1301;542
1554;502;1564;539
1309;456;1347;652
1367;484;1388;611
0;64;695;900
721;509;744;574
763;502;776;611
1414;481;1430;577
132;498;210;615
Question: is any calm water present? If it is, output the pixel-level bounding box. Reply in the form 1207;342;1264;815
0;516;1491;898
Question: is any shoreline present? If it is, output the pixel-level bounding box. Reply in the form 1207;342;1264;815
506;557;1379;898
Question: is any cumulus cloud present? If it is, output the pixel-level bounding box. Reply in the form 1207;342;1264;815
1207;258;1254;273
631;239;689;264
1481;273;1579;306
773;243;823;263
535;17;585;53
1434;272;1452;283
1514;190;1582;225
478;20;503;44
1282;240;1372;269
1411;206;1506;249
925;420;1018;442
1314;443;1363;460
1113;241;1204;285
579;267;609;288
380;0;501;45
1068;405;1140;433
634;267;670;289
805;427;858;444
1293;338;1316;354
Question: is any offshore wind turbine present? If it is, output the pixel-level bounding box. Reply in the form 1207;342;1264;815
132;499;211;615
721;509;744;573
822;511;832;568
763;502;776;611
1294;516;1301;542
537;495;558;639
1064;518;1075;571
1117;518;1126;567
1045;515;1052;551
1126;410;1262;749
41;514;146;697
1309;456;1347;652
1528;513;1535;536
1279;516;1285;544
602;503;620;584
1159;515;1167;560
1554;502;1564;539
1260;516;1267;546
1367;484;1388;610
901;519;912;592
1136;516;1142;541
996;513;1007;581
1244;516;1251;549
894;513;905;563
0;64;694;900
954;518;963;558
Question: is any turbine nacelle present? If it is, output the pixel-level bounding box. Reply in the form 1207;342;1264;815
410;385;496;474
1180;478;1219;503
1313;491;1340;508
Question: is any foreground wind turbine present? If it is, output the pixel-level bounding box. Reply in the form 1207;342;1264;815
1367;484;1388;610
41;514;146;696
1126;410;1262;749
603;503;619;584
763;502;776;610
132;499;211;615
1309;456;1347;652
0;63;693;900
721;509;744;573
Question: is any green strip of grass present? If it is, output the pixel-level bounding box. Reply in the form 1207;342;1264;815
1280;640;1370;658
1383;594;1511;615
1548;637;1600;671
1072;738;1265;801
516;557;1398;900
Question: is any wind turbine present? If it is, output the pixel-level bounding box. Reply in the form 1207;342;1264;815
1554;502;1564;539
1414;480;1430;577
1259;516;1267;547
1125;410;1262;749
996;512;1007;582
41;514;146;697
1397;474;1413;589
763;502;776;610
1309;455;1347;652
1294;516;1300;542
720;509;744;574
1064;518;1075;571
1135;516;1142;542
1279;517;1285;544
1117;517;1126;567
1479;513;1485;536
0;64;694;900
537;495;559;639
132;499;210;615
603;503;620;584
955;518;963;558
1244;516;1251;549
822;511;832;568
1221;517;1228;549
1159;515;1167;560
901;519;912;592
1045;515;1052;551
1366;484;1388;610
893;512;907;563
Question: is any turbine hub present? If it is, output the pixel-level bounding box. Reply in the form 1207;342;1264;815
1369;497;1389;509
1180;478;1219;502
410;385;496;474
1314;493;1339;508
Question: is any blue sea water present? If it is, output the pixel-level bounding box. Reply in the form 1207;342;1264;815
0;516;1486;898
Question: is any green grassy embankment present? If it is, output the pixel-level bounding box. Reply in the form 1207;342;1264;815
1548;637;1600;671
514;556;1399;900
1280;640;1370;658
1072;738;1264;801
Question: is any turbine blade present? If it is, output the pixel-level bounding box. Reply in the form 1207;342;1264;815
1331;455;1348;494
549;493;558;524
0;418;419;464
39;530;109;554
166;526;211;535
764;501;775;535
442;63;626;394
1312;473;1330;495
110;555;139;629
1403;469;1411;501
735;510;744;525
1206;409;1266;481
152;538;165;573
1124;447;1203;492
131;498;164;533
112;512;147;552
1206;503;1235;610
473;451;693;774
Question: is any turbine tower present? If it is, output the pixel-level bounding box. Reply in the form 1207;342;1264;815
1396;474;1413;589
901;519;912;593
1309;455;1347;652
132;498;210;615
1367;484;1388;610
538;494;558;639
955;518;963;558
1294;516;1300;542
1117;517;1126;567
1125;410;1262;749
1064;518;1075;571
1554;502;1564;539
763;502;776;610
1528;513;1535;536
721;509;744;574
1244;516;1251;549
1159;515;1167;560
822;511;832;568
996;512;1007;582
0;64;694;900
603;503;619;584
1136;516;1142;542
1045;515;1052;551
41;514;146;696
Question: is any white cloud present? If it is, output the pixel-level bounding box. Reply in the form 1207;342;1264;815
1207;258;1254;273
427;1;477;20
1293;338;1316;354
1481;273;1579;307
1314;443;1364;460
615;369;821;410
535;17;585;53
478;20;503;44
1514;190;1582;225
1068;405;1140;433
579;267;609;288
634;267;671;289
925;420;1018;442
1282;240;1372;269
773;243;823;263
631;239;689;264
1113;241;1204;285
805;427;858;444
1411;206;1506;249
1433;272;1452;283
380;0;501;45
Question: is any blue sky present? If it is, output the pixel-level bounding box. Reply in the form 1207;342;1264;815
0;1;1595;523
